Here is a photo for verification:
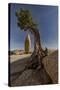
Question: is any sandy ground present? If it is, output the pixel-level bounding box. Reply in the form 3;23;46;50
9;56;53;86
10;54;31;63
43;50;58;83
9;50;58;86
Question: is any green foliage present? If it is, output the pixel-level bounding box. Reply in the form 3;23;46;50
16;8;37;30
25;36;30;53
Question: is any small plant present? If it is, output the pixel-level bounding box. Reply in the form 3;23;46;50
25;34;30;54
45;47;48;56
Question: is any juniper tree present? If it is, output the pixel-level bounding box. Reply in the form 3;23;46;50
16;9;47;69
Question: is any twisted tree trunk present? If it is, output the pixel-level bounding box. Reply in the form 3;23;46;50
26;27;45;69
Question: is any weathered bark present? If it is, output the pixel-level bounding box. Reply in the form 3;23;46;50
25;27;46;69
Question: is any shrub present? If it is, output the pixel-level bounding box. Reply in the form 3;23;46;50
25;34;30;53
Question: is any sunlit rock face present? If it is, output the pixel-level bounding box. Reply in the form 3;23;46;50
24;34;31;53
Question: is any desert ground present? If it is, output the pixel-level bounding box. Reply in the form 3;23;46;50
9;49;58;86
10;54;31;63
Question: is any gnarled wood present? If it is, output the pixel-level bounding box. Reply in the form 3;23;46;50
25;26;47;69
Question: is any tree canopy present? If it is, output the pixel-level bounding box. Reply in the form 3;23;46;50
16;8;37;31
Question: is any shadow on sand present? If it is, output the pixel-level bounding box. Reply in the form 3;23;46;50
9;57;53;86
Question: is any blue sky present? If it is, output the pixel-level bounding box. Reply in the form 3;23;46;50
9;3;58;50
